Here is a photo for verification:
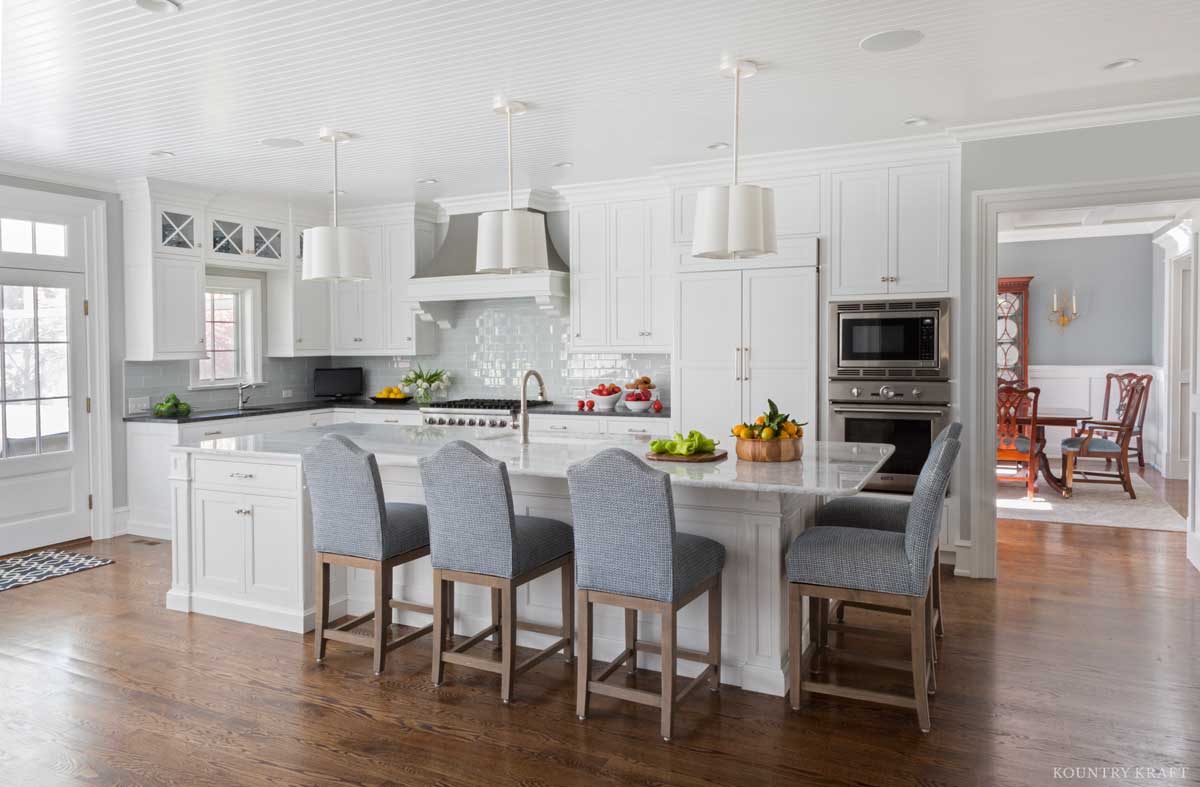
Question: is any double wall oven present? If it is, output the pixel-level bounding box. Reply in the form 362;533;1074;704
829;300;951;493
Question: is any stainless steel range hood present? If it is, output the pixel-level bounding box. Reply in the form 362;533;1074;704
406;210;570;328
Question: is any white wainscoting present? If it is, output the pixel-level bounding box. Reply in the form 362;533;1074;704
1026;365;1163;465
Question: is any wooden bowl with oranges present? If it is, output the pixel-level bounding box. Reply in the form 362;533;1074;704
731;399;806;462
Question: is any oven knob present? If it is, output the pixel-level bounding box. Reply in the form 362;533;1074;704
487;419;497;427
879;385;896;399
457;418;467;426
498;419;508;428
850;387;862;398
911;387;923;399
467;418;477;427
437;417;447;425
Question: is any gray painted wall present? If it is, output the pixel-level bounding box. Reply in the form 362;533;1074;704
0;174;127;507
1151;244;1167;367
998;235;1154;365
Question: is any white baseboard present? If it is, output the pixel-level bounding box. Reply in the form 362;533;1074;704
126;519;172;541
112;506;130;537
166;589;344;634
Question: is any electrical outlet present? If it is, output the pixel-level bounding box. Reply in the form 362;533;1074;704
128;396;150;413
280;389;294;399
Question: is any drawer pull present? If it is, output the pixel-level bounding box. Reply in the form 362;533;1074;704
234;508;251;516
549;425;569;431
626;428;647;434
384;419;399;424
203;430;222;436
229;472;256;480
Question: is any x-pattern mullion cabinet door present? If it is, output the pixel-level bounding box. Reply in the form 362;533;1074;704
156;204;204;258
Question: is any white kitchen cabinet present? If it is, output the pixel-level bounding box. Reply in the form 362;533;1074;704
332;226;385;352
674;266;818;442
570;204;608;347
266;260;330;357
193;488;298;607
348;410;423;426
124;253;206;361
830;163;950;298
207;214;286;267
157;203;205;257
569;198;670;352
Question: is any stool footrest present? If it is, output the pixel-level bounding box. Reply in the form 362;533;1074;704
675;665;716;705
634;640;715;666
596;648;635;683
587;680;661;708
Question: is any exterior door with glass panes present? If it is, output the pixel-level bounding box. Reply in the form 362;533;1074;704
0;268;89;555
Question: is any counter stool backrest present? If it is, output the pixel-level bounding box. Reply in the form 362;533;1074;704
904;437;961;586
419;440;518;576
566;448;676;602
933;421;962;452
302;434;388;559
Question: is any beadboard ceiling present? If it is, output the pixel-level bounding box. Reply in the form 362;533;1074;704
4;0;1200;204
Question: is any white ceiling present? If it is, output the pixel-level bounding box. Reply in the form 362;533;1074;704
4;0;1200;205
998;201;1198;243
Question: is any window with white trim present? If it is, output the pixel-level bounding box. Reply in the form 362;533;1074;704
190;275;263;388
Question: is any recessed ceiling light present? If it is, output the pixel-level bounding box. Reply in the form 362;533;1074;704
261;137;303;149
903;116;930;127
1103;57;1142;71
859;29;924;53
148;150;175;159
416;178;439;184
552;161;574;169
706;142;730;151
134;0;182;13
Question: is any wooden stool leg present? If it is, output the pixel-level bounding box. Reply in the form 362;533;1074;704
624;608;638;675
431;571;445;686
372;562;390;675
708;575;722;692
490;587;501;648
576;591;592;720
561;557;575;663
926;589;937;694
444;579;455;645
910;594;931;732
933;547;945;639
314;556;329;662
788;584;802;711
660;603;676;742
500;582;517;703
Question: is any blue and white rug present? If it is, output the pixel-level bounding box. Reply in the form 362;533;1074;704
0;550;113;592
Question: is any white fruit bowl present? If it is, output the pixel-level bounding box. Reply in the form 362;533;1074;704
591;391;622;410
623;398;654;412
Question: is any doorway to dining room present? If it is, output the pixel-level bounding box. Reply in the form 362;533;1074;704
993;199;1194;533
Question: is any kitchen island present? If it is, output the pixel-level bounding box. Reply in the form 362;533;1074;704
166;423;892;696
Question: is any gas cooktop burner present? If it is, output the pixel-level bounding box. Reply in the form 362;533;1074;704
426;398;553;411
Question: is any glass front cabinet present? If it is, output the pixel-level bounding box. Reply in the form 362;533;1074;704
208;214;286;265
997;275;1033;388
156;204;203;257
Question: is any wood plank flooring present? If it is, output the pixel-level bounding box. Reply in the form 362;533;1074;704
1;524;1197;786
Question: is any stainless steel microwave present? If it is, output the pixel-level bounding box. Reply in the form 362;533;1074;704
832;300;950;378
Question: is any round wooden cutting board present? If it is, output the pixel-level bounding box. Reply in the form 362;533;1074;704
644;449;728;463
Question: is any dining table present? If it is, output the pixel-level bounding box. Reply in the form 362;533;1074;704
1014;406;1090;497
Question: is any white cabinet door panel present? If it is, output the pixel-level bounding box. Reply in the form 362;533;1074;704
154;257;204;354
830;169;888;297
194;490;246;595
359;226;386;350
772;176;822;236
889;163;949;295
676;271;742;441
332;281;362;351
609;201;649;346
742;267;819;428
294;266;330;352
246;496;299;606
571;204;608;346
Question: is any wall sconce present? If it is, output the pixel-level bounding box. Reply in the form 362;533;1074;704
1049;289;1080;329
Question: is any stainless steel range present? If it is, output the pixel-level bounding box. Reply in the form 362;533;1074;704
828;300;952;494
420;398;552;428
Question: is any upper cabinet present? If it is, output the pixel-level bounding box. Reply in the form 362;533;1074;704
568;197;671;352
207;214;286;267
830;162;950;298
157;204;203;257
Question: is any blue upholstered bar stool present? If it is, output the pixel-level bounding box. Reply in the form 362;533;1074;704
302;434;439;675
786;437;961;732
816;422;962;641
419;440;575;704
566;448;725;742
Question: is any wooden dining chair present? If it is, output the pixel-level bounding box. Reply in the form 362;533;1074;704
1092;372;1153;468
997;385;1043;499
1061;377;1148;499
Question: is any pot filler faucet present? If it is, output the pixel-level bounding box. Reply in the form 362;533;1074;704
520;368;547;444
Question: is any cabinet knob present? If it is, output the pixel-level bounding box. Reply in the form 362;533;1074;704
296;337;303;343
406;336;412;341
890;276;898;282
880;275;887;282
575;332;581;338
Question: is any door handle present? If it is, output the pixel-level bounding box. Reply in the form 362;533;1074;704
744;346;750;381
735;347;742;381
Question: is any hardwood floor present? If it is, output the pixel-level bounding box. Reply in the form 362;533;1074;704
1;527;1197;786
1137;463;1189;518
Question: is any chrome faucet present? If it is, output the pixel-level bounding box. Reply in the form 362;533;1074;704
237;382;254;411
519;368;547;444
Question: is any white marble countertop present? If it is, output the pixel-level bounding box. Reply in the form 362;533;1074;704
178;423;893;497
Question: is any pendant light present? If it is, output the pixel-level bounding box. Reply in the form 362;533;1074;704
302;128;369;281
692;58;777;260
476;98;550;274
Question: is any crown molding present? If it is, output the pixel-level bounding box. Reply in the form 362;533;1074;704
0;159;119;195
435;187;566;217
947;97;1200;143
338;201;425;226
653;134;960;187
552;176;668;205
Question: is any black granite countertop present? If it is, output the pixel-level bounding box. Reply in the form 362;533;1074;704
122;398;414;424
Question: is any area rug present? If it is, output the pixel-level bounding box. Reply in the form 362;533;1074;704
996;466;1186;531
0;550;113;592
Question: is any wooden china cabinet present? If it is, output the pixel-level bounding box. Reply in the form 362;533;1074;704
997;276;1033;387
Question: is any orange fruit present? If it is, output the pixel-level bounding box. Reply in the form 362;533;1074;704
761;427;775;440
755;415;766;426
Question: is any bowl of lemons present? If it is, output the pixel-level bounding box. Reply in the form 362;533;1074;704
371;386;411;404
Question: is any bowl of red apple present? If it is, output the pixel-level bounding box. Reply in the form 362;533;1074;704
588;383;623;411
623;376;659;412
